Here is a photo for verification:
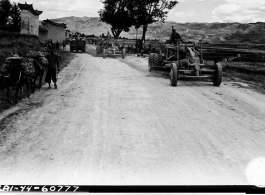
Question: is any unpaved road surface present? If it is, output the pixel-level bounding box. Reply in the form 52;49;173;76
0;45;265;185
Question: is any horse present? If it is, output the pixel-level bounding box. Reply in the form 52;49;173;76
0;58;31;104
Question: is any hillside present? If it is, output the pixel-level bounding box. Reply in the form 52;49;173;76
51;16;265;44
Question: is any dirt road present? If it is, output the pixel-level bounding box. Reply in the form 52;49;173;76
0;47;265;185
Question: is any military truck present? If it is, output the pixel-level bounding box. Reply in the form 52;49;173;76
70;39;86;53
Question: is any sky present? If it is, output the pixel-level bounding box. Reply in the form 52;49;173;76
10;0;265;23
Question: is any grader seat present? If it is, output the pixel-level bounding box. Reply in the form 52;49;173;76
186;46;201;64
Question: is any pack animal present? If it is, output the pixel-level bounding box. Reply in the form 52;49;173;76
0;58;31;104
31;57;46;92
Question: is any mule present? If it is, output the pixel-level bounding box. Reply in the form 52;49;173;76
31;57;45;93
0;58;30;104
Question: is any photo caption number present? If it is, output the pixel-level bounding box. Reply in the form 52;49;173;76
57;186;63;192
40;186;79;192
41;186;48;192
0;185;34;192
65;186;71;192
26;186;32;192
9;186;14;191
73;186;79;192
49;186;56;192
20;186;26;192
2;185;10;192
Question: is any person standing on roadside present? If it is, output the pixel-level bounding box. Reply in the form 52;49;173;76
45;48;60;89
62;40;66;51
56;41;60;51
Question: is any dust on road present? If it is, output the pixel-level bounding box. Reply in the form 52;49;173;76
0;48;265;185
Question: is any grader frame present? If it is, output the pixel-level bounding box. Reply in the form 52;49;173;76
96;38;126;59
148;40;222;87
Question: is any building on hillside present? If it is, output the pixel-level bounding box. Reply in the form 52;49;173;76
42;19;67;43
18;2;42;36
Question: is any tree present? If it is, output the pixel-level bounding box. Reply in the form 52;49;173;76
10;2;21;31
99;0;133;39
0;0;12;26
131;0;178;44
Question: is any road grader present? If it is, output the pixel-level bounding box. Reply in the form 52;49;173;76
148;40;222;87
95;35;126;59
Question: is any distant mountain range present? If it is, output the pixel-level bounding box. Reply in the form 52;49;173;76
51;16;265;44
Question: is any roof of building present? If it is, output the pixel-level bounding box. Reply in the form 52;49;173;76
39;22;48;32
18;2;42;16
43;19;67;29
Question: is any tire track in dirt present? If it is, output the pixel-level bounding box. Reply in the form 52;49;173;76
119;55;265;184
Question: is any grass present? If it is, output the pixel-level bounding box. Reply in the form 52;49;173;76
204;60;265;94
218;60;265;94
223;69;265;94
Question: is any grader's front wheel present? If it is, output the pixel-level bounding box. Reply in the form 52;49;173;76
122;48;126;59
213;62;222;86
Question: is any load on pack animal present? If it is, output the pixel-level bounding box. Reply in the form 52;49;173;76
0;56;30;104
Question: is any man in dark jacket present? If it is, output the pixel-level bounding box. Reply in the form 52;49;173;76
170;28;184;44
45;48;60;89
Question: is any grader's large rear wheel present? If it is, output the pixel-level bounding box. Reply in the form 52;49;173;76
170;63;178;87
148;53;154;72
213;62;222;86
152;53;163;67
